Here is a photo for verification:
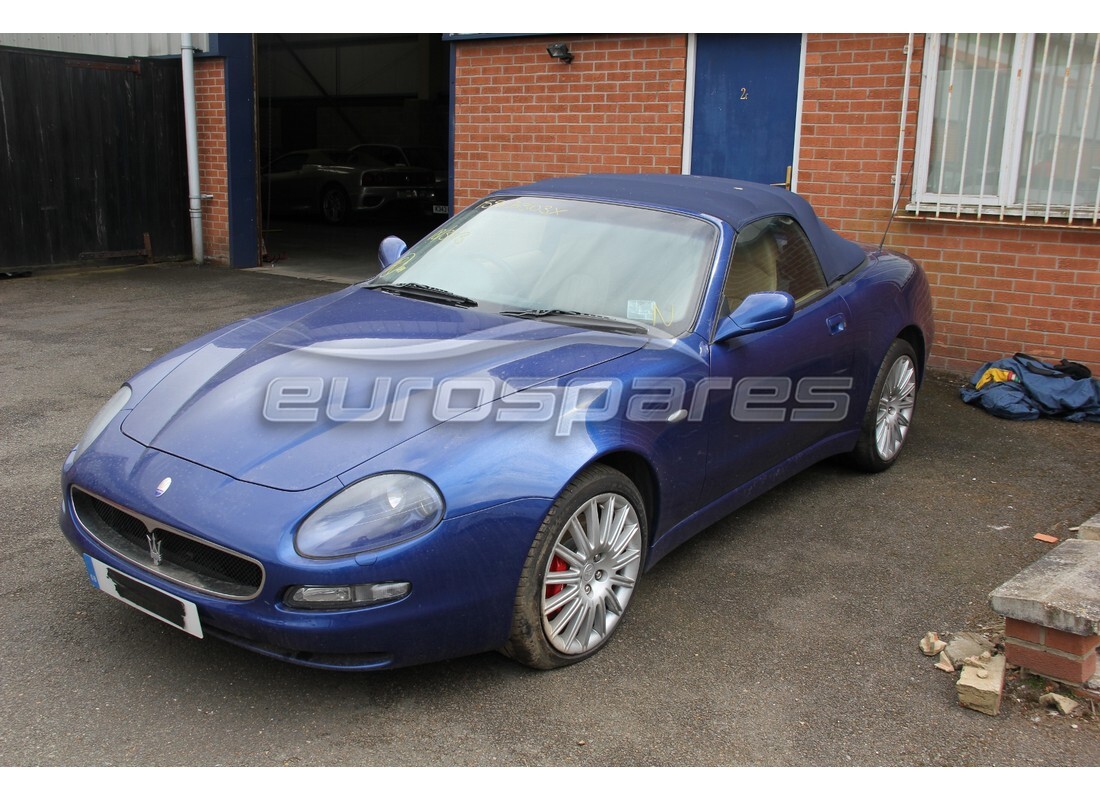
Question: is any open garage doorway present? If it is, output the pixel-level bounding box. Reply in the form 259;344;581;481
255;33;449;284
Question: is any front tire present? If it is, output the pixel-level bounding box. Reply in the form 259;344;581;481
319;185;349;225
504;465;647;669
850;339;919;472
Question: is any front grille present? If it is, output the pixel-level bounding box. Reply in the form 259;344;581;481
71;487;264;599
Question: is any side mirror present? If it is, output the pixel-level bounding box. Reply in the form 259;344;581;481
378;236;408;270
714;291;795;342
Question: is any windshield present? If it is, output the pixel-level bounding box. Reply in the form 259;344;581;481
403;147;446;170
369;196;719;335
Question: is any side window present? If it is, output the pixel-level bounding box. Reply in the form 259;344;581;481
358;145;402;166
720;215;826;315
772;216;827;305
269;153;309;173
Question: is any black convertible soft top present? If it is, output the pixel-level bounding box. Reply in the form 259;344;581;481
504;173;868;284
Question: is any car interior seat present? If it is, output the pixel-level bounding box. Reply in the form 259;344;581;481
722;228;778;315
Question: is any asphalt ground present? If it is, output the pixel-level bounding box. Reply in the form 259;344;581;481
1;262;1098;773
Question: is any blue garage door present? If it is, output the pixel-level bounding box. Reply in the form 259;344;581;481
690;34;803;187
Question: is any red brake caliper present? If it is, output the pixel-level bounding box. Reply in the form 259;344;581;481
545;556;568;618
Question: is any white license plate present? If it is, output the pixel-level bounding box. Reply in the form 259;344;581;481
84;554;203;638
432;205;449;215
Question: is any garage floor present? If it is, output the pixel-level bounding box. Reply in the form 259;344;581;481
254;213;442;284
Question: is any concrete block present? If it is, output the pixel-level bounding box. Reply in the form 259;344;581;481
1088;666;1100;692
957;654;1006;716
989;539;1100;636
1079;512;1100;541
1040;692;1080;715
945;632;996;667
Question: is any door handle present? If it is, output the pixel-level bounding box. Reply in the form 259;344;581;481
770;166;793;191
827;313;847;335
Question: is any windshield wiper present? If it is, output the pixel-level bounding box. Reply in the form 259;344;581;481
366;282;478;308
501;308;646;334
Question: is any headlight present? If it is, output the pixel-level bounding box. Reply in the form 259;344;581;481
72;385;132;462
295;473;444;558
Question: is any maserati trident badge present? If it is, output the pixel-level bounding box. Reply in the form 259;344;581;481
146;532;164;566
154;477;172;497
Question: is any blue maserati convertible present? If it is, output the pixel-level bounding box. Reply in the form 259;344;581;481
60;174;934;670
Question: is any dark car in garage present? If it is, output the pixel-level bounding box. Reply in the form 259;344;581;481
262;148;436;224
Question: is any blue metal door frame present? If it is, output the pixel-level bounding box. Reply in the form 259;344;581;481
687;34;804;189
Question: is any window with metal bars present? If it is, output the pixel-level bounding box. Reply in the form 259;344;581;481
911;33;1100;224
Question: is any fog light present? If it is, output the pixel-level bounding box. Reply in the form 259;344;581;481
284;581;411;610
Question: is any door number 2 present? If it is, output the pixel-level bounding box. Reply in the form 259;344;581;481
740;87;749;100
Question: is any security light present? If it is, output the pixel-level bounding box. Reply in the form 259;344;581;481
546;43;574;64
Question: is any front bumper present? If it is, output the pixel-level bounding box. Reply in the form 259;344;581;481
354;186;435;212
59;432;549;670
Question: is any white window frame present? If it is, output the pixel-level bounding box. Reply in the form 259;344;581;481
911;33;1100;224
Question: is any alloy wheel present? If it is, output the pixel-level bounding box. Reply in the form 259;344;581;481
874;355;916;461
540;492;643;656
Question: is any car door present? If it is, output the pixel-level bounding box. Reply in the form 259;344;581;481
700;215;854;503
264;152;313;213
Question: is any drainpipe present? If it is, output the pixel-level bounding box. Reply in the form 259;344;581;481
181;33;204;264
892;33;915;211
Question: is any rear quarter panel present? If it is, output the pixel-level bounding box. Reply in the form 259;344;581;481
837;249;934;403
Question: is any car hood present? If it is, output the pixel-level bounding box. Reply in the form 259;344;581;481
371;165;435;187
120;288;645;491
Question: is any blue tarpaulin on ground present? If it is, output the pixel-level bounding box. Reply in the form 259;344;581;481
960;354;1100;422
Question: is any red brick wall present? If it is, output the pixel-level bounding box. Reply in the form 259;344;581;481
195;58;229;264
1004;618;1100;685
453;35;687;211
799;34;1100;374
